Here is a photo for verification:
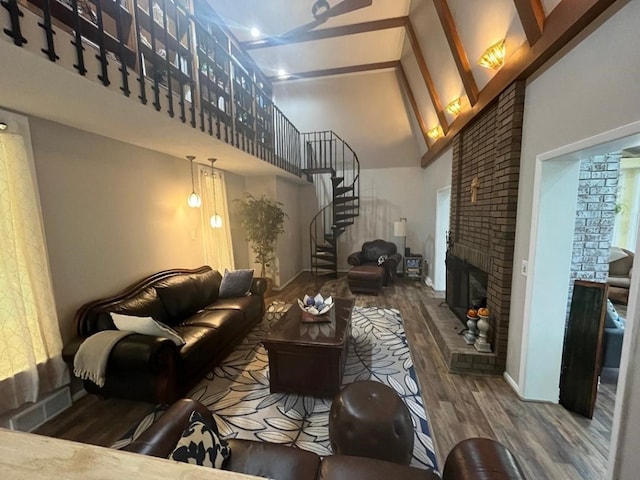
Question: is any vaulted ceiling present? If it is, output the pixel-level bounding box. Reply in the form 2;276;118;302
208;0;620;166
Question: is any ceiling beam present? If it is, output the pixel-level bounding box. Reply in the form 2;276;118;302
421;0;622;168
514;0;546;45
269;60;400;82
398;66;431;149
432;0;479;106
404;20;448;134
241;17;408;50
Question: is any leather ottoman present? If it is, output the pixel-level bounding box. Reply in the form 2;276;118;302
328;380;414;465
347;265;385;295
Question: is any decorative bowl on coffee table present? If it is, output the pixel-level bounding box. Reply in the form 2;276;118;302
297;294;334;323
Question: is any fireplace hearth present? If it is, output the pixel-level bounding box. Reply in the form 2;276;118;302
445;253;488;324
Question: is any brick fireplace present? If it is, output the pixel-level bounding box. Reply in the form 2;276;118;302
435;81;525;375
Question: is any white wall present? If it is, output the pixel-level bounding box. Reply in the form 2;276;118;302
223;171;249;270
30;118;205;343
274;71;426;272
274;70;420;169
276;177;303;285
421;148;453;287
492;2;640;476
243;176;304;287
336;167;428;269
508;0;640;392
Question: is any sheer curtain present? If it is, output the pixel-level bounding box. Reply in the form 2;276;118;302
199;166;234;271
0;127;69;415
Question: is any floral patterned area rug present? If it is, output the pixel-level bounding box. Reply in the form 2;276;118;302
113;302;438;472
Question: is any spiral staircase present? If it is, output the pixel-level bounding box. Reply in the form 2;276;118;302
302;131;360;277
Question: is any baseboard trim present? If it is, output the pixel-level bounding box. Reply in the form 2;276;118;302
503;371;524;399
272;270;305;291
71;388;87;403
7;386;71;432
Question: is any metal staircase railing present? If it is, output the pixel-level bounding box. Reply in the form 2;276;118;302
302;131;360;277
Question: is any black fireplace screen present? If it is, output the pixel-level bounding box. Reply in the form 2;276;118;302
445;253;488;325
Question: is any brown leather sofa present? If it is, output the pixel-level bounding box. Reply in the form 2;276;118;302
123;398;528;480
64;266;266;404
347;239;402;285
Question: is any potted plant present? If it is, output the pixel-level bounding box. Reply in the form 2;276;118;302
235;193;288;281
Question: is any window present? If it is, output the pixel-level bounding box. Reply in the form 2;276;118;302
0;112;68;415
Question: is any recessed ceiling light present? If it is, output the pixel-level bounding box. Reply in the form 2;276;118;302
250;27;260;38
278;69;288;78
0;122;7;131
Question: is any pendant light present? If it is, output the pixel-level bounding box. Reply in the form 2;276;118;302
186;155;201;208
209;158;223;228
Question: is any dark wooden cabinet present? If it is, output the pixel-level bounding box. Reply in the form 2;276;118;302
559;280;608;418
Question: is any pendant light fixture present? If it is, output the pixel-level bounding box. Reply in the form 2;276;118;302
209;158;223;228
186;155;201;208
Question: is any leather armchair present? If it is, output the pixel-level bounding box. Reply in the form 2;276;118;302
123;398;528;480
347;239;402;285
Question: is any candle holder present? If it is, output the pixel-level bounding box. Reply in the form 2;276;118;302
474;315;492;353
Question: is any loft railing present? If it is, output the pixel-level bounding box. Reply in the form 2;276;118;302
302;130;360;198
0;0;301;174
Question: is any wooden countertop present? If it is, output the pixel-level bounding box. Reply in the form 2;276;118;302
0;428;260;480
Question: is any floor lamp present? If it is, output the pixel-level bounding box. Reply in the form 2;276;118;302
394;218;407;276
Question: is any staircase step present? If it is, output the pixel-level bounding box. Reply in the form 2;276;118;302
312;269;338;278
302;167;335;175
334;186;354;196
333;221;354;229
324;234;337;243
331;176;344;187
334;203;359;212
311;259;337;267
315;244;336;253
335;213;358;221
333;195;358;205
312;257;336;266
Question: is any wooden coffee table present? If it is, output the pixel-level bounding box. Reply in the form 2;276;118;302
263;298;354;397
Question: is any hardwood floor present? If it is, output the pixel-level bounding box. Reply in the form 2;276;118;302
35;273;614;478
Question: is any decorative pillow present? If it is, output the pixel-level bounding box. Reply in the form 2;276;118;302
111;287;168;324
170;410;230;469
154;276;201;320
377;255;388;265
218;268;254;298
110;313;185;346
604;299;623;329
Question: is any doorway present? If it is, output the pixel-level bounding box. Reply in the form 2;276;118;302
434;186;451;291
519;121;640;478
520;122;640;401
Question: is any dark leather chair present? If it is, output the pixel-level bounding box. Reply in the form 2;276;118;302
329;380;414;464
347;239;402;285
123;398;528;480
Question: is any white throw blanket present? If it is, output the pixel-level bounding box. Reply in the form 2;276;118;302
74;330;132;387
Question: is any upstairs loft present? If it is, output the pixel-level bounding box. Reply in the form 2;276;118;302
0;0;305;177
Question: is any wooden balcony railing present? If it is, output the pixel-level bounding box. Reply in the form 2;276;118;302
0;0;302;174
